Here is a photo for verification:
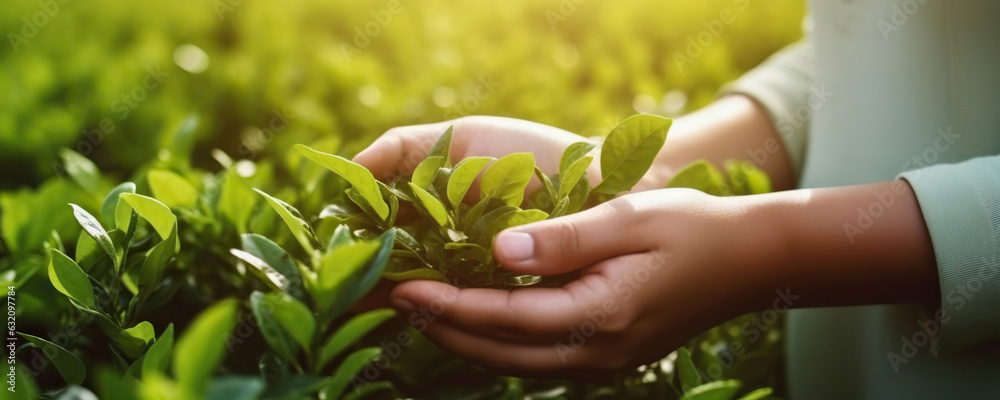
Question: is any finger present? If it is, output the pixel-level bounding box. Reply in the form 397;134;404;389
352;121;455;180
493;199;653;275
389;279;606;339
420;319;610;377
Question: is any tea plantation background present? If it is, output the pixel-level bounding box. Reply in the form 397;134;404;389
1;0;806;398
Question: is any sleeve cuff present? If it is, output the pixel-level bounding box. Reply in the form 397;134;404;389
900;154;1000;350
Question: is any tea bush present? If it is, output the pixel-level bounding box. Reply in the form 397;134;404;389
1;0;803;398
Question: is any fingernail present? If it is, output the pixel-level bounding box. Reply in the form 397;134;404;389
496;232;535;262
392;298;416;314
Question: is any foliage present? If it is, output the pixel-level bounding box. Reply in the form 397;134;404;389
1;0;805;398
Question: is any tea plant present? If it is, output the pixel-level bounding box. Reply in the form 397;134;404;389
294;114;673;288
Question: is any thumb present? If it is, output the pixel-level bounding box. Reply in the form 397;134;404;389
493;201;649;275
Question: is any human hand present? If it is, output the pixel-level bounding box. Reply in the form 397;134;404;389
389;188;778;378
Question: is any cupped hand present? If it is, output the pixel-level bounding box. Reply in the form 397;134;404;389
388;189;779;378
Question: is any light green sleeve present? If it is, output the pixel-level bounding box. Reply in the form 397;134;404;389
900;155;1000;350
721;40;815;174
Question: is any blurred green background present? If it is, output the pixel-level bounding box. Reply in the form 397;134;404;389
1;0;805;189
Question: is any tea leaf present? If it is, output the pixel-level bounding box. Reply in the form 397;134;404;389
134;227;176;311
142;323;174;377
254;188;319;254
559;141;598;173
148;169;198;209
471;208;547;246
735;387;773;400
101;182;136;228
294;145;389;220
69;204;121;271
533;166;557;207
480;153;535;207
677;348;703;390
251;291;299;363
428;125;454;166
218;170;256;233
18;332;86;385
266;291;316;350
593;114;671;194
316;308;395;372
119;193;177;241
242;233;303;296
667;159;729;196
324;225;353;253
409;182;449;227
679;380;741;400
447;156;493;207
60;148;102;195
559;155;593;199
320;347;383;400
565;173;590;215
411;156;445;189
174;299;238;394
316;240;381;318
724;160;771;195
48;248;95;310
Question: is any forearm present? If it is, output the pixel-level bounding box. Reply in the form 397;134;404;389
746;180;939;308
642;95;797;192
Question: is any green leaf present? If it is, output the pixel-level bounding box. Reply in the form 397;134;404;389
147;169;198;209
471;208;547;247
724;160;772;195
206;376;266;400
142;324;174;378
560;141;598;173
60;148;102;194
677;348;704;391
408;183;449;227
667;159;730;196
559;156;593;199
134;228;176;312
735;387;773;400
679;380;742;400
118;193;177;241
232;249;292;291
446;156;493;208
593;114;671;194
428;126;454;166
48;249;95;309
411;156;445;190
18;332;87;385
218;170;257;232
242;233;303;296
294;145;389;220
341;381;395;400
316;239;381;320
74;230;101;270
69;204;121;271
254;188;318;254
533;166;558;207
326;224;355;252
266;291;316;350
102;182;136;228
250;291;299;363
320;347;383;400
565;172;591;215
480;153;535;207
174;299;239;394
123;321;156;346
316;309;396;372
